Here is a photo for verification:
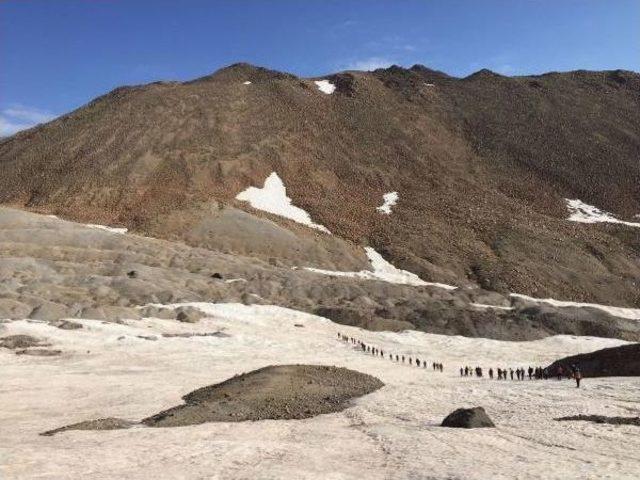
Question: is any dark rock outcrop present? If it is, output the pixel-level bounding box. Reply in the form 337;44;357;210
546;343;640;377
556;415;640;427
441;407;495;428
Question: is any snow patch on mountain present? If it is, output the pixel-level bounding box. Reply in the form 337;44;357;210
236;172;330;233
565;199;640;228
306;246;457;289
511;293;640;321
242;81;252;85
376;191;398;214
85;224;128;234
314;80;336;94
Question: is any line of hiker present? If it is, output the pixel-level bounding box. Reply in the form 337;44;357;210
459;364;582;387
337;333;444;372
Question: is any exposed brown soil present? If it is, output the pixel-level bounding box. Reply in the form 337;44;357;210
41;418;136;436
40;365;384;435
142;365;384;427
0;63;638;306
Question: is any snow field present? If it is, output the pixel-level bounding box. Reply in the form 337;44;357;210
1;303;638;479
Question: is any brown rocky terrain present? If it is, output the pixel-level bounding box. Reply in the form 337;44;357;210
0;63;638;307
40;365;384;434
546;343;640;377
2;207;639;341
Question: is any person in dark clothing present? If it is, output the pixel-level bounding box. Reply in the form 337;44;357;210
402;355;405;363
510;369;514;380
489;368;494;379
528;367;533;380
460;367;464;377
416;359;421;367
557;366;564;381
574;367;582;388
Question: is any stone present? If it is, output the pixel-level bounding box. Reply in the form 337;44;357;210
441;407;495;429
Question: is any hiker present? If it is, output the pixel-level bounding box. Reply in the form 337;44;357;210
402;355;405;363
416;359;421;367
510;368;514;380
409;357;412;365
557;365;564;381
460;367;464;377
497;368;503;380
528;367;533;380
489;368;494;379
574;367;582;388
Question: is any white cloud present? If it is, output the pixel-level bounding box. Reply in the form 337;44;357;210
0;105;56;137
345;57;395;71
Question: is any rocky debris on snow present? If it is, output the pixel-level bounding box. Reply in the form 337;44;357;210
161;331;229;338
555;415;640;427
41;417;137;436
441;407;496;429
175;306;205;323
50;320;83;330
546;343;640;377
142;365;384;427
0;335;48;350
15;349;62;357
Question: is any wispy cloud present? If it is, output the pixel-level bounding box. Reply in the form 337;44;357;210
0;105;56;137
344;57;396;71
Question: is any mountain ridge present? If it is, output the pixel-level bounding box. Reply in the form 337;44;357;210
1;63;638;307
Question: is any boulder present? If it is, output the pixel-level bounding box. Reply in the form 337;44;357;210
441;407;495;429
175;306;204;323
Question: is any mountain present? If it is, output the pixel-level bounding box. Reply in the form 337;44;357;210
1;63;639;306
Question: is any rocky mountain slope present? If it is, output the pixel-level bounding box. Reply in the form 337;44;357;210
1;63;639;306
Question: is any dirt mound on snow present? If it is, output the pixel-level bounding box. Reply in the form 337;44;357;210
41;365;383;434
142;364;383;427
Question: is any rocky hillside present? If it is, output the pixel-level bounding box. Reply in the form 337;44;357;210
547;343;640;377
1;63;638;306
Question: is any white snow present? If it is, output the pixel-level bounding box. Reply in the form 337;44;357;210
85;223;128;234
376;191;398;214
235;172;330;233
305;246;457;289
242;81;251;85
565;199;640;228
510;293;640;321
1;303;638;479
425;83;436;87
470;303;514;311
314;79;336;94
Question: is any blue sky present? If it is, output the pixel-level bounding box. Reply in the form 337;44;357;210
1;0;639;136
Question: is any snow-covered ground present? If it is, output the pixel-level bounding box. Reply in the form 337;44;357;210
376;191;398;214
1;303;638;480
566;199;640;228
306;246;457;289
235;172;330;233
511;293;640;321
314;79;335;94
84;224;128;235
